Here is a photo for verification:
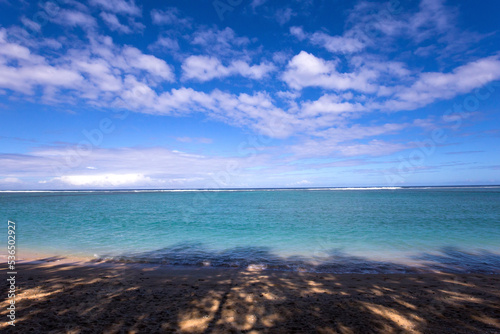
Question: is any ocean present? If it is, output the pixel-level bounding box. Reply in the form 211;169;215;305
2;186;500;273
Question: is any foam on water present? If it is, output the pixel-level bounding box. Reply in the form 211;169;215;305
2;185;499;193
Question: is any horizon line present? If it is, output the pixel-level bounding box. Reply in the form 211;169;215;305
1;184;499;192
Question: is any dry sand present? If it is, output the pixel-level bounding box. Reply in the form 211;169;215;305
1;257;500;334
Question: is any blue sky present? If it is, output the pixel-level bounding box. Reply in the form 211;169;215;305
0;0;499;189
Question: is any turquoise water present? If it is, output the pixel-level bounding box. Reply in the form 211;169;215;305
1;187;500;273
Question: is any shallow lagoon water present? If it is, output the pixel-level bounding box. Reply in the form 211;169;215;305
1;187;499;273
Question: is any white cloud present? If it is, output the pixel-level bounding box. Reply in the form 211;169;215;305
49;9;97;29
89;0;141;16
287;122;410;158
309;31;365;54
116;86;297;138
53;174;152;187
407;0;455;42
230;60;275;80
300;94;365;117
290;0;479;64
100;12;132;33
350;56;411;79
290;137;409;159
149;36;180;52
20;16;41;32
3;141;408;189
42;39;63;49
190;27;251;58
0;62;83;94
275;8;295;25
282;51;377;92
291;26;365;54
2;29;477;142
181;56;227;81
72;57;123;92
1;24;497;146
343;0;482;58
181;55;275;82
0;146;276;189
282;50;500;114
1;4;498;154
379;55;500;110
289;26;306;40
0;29;174;99
250;0;267;11
0;29;32;60
122;46;175;82
151;8;191;27
0;177;22;184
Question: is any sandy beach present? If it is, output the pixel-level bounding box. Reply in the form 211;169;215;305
1;257;500;334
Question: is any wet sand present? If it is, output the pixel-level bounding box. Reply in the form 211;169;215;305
1;258;500;333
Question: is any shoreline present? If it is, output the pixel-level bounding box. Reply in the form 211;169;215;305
4;250;500;275
1;260;499;333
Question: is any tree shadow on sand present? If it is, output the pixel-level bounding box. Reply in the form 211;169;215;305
411;246;500;274
96;242;500;274
1;245;500;333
